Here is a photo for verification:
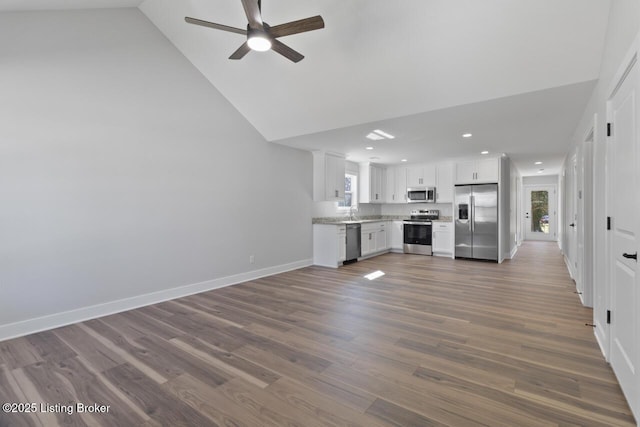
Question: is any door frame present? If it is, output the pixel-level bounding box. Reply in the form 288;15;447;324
580;123;595;308
523;184;558;242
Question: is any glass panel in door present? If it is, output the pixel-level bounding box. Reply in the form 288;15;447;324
524;185;556;242
531;190;549;234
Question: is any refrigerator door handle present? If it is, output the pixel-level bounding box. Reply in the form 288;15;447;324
470;195;475;233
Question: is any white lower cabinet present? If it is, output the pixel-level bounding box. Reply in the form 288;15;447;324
390;220;404;252
314;221;391;266
361;229;376;257
338;228;346;263
361;221;389;257
313;224;347;268
432;221;453;257
376;227;387;252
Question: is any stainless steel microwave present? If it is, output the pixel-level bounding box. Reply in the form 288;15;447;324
407;187;436;203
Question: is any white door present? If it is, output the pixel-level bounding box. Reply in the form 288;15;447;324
608;56;640;419
524;185;557;241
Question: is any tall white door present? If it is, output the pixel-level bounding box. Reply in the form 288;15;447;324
524;185;557;242
608;56;639;419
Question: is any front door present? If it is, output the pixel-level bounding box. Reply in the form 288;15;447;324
524;185;557;242
608;55;640;418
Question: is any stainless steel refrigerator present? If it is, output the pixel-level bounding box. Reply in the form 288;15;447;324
454;184;498;261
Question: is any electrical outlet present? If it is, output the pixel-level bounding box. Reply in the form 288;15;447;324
249;255;255;264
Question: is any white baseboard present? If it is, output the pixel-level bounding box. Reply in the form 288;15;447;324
594;328;609;362
433;252;452;258
509;245;518;259
0;258;312;342
564;255;576;280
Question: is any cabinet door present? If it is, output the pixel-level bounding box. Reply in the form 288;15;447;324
390;221;404;249
455;161;476;184
433;222;453;254
371;166;385;202
376;229;388;251
436;163;453;203
338;232;346;262
313;151;345;201
326;153;345;199
476;157;499;183
423;164;436;187
395;167;407;203
385;166;397;203
361;230;373;255
406;165;423;187
433;231;452;253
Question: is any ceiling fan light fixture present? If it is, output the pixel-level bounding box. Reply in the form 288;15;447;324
247;30;272;51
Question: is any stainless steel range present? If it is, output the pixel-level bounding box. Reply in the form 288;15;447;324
403;209;439;255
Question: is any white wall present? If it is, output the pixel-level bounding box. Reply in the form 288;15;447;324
522;175;559;186
0;9;313;340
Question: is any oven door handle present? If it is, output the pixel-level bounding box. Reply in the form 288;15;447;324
403;221;433;225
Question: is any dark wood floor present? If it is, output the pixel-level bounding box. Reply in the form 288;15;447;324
0;241;636;426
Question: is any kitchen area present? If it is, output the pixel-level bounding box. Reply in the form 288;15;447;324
312;152;512;268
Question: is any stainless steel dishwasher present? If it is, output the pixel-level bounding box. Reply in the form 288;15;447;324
345;223;361;262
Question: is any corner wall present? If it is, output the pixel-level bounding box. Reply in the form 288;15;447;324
0;9;313;340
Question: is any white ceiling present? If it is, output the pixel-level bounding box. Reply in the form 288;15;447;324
2;0;611;176
0;0;143;11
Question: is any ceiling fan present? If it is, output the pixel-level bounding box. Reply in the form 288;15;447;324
185;0;324;63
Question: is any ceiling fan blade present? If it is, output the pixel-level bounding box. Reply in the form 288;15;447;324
229;42;251;60
185;17;247;35
241;0;263;29
271;39;304;63
269;15;325;38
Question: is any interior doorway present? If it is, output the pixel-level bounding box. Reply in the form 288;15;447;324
524;185;557;241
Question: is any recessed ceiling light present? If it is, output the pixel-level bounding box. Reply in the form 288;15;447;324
537;169;545;174
535;161;543;165
373;129;395;139
401;159;408;162
365;146;374;150
462;133;472;138
481;151;489;155
366;132;384;141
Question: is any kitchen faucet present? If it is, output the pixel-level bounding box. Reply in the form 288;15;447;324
349;205;358;220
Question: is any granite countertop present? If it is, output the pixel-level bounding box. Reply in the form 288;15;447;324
312;215;453;224
433;216;453;222
312;215;406;225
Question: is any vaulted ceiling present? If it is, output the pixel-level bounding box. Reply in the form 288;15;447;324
1;0;611;175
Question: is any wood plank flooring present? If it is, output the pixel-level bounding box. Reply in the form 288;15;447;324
0;241;636;426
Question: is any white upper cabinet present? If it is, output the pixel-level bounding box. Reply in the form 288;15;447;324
359;162;386;203
455;157;499;184
406;164;436;188
385;166;407;204
436;163;453;203
476;158;499;182
313;151;345;201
